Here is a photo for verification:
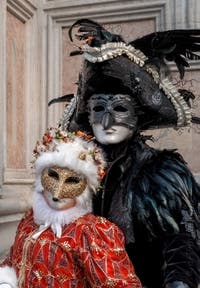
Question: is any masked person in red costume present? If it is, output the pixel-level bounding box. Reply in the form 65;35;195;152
0;127;141;288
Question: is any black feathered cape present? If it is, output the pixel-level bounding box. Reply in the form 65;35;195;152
93;135;200;288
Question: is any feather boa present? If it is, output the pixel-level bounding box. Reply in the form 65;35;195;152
32;190;91;238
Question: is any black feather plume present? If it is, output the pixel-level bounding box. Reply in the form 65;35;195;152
69;50;84;56
48;94;74;106
130;29;200;78
192;116;200;124
68;18;124;48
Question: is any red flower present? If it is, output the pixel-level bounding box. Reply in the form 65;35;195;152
98;168;106;180
77;130;93;140
43;133;52;144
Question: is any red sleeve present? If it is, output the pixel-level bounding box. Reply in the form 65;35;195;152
78;216;142;288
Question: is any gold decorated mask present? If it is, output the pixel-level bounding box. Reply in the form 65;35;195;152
41;166;87;200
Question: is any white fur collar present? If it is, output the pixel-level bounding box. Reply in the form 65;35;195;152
32;191;91;238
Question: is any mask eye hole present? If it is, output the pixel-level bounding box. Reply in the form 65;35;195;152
65;176;81;184
93;105;105;112
48;168;59;179
113;106;128;112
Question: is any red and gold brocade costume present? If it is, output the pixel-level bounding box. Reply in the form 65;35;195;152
2;209;141;288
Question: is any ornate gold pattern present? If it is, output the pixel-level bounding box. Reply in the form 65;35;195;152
41;166;87;199
2;210;142;288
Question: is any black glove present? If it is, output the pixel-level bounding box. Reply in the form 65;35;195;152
165;281;190;288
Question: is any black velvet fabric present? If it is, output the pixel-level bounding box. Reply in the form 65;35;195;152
163;233;200;288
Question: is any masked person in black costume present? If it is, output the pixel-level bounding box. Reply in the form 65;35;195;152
51;19;200;288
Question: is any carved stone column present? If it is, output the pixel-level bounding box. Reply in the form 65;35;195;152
0;0;43;260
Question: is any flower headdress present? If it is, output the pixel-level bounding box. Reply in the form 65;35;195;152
33;127;106;192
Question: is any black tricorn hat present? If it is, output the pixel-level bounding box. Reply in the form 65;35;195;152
68;45;191;132
57;19;200;132
74;55;181;131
